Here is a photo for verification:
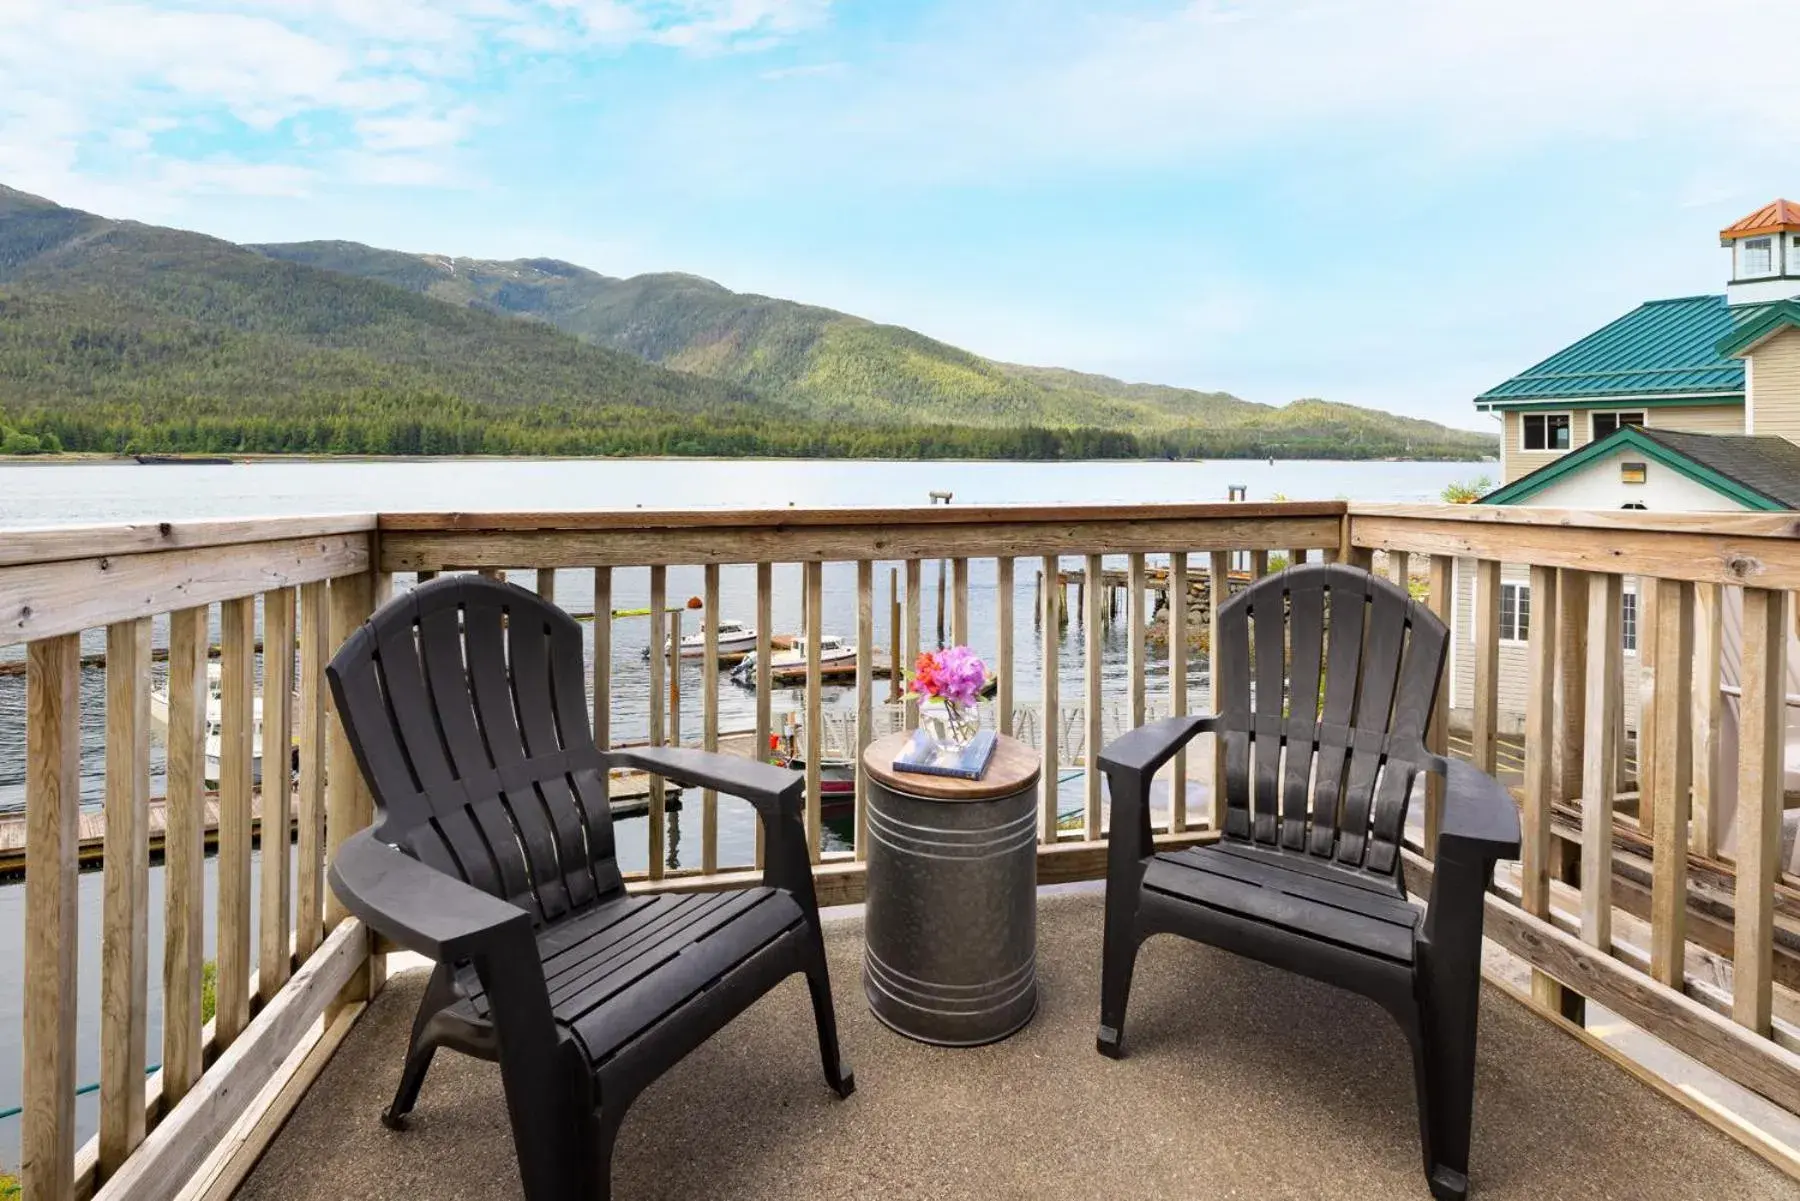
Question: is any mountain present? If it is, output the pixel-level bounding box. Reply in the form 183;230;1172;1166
254;240;1496;457
0;184;1495;459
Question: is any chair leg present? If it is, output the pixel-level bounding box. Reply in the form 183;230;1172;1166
382;962;458;1129
1096;917;1140;1059
1409;973;1481;1201
805;950;856;1099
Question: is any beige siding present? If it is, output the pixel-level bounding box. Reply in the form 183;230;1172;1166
1644;403;1746;436
1450;557;1642;737
1501;402;1745;483
1748;326;1800;442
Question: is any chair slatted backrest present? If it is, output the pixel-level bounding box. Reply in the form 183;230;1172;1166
1214;563;1447;880
328;575;623;925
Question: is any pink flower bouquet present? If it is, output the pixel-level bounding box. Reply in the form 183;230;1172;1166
909;645;986;746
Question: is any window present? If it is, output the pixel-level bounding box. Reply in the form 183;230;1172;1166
1742;236;1774;277
1791;235;1800;274
1592;411;1644;440
1621;589;1638;653
1522;413;1571;451
1499;581;1530;643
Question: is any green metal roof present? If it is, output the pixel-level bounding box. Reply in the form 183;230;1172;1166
1475;295;1745;408
1714;299;1800;358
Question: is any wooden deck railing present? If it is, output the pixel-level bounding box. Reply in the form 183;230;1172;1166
6;500;1800;1196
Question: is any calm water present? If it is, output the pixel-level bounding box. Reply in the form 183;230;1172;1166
0;455;1482;1157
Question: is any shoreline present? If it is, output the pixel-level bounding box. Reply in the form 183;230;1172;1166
0;451;1499;467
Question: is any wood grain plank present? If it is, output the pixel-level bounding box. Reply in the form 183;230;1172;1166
23;633;80;1201
702;564;720;875
1582;572;1622;951
1423;555;1452;855
535;566;556;606
1041;553;1060;844
323;571;373;1021
379;514;1345;572
905;559;922;730
1128;553;1147;731
1691;582;1724;858
216;597;257;1049
951;557;969;646
647;566;667;880
1084;553;1104;841
0;513;377;568
1650;578;1695;987
1522;564;1560;1011
1;532;370;648
805;560;824;862
1169;551;1189;833
1639;578;1659;837
996;557;1014;738
1472;559;1502;775
1735;587;1788;1035
293;582;328;962
1554;568;1588;804
753;563;772;871
856;560;874;862
258;589;295;996
163;606;209;1104
99;618;152;1176
1208;550;1231;830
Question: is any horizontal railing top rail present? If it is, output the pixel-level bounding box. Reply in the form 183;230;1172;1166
0;513;379;569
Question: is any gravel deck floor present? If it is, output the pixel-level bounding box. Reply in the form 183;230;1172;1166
240;890;1793;1200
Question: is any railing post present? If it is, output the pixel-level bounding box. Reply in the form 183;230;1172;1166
703;563;721;875
1522;564;1562;1013
1649;578;1694;988
325;568;375;1022
1084;553;1104;840
1423;555;1452;857
163;606;209;1104
856;559;874;861
1581;572;1622;954
1040;553;1060;843
1471;560;1502;775
99;618;152;1177
216;595;257;1047
1734;587;1787;1035
1690;582;1723;858
996;557;1015;737
1169;551;1189;833
24;633;80;1201
259;588;297;997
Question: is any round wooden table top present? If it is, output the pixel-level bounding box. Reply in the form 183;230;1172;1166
862;731;1041;801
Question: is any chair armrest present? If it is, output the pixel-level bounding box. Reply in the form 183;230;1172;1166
1097;714;1217;778
1435;758;1522;862
605;745;803;818
329;828;533;962
608;745;815;900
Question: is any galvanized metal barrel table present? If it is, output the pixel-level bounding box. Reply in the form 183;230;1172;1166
860;732;1042;1046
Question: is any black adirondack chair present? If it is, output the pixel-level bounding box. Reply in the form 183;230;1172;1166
1096;563;1520;1201
325;575;854;1201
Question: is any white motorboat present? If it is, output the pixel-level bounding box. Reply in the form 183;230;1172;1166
150;663;270;785
658;618;759;660
730;634;858;686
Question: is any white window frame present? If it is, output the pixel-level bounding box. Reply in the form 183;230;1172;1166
1498;581;1530;645
1742;236;1775;278
1591;410;1645;441
1621;587;1638;656
1790;234;1800;276
1521;412;1571;452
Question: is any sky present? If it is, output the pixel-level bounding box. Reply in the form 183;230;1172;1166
1;0;1797;431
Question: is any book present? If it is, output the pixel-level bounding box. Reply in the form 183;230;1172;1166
891;728;998;781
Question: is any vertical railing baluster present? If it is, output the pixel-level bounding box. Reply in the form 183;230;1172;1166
702;564;720;875
24;632;80;1201
1582;571;1622;952
647;566;667;880
216;595;256;1047
1390;550;1410;590
325;571;375;1019
668;608;682;751
1554;569;1589;805
1471;559;1501;775
1423;555;1452;857
754;563;773;870
592;566;613;831
259;589;296;996
996;557;1014;738
1649;578;1694;988
805;561;824;861
294;582;328;961
905;559;922;729
1169;551;1188;833
1734;586;1787;1035
163;605;209;1103
1041;553;1060;843
537;567;556;605
1691;582;1723;858
1637;578;1659;835
1522;564;1561;1012
856;560;874;862
1208;550;1230;830
951;557;969;646
1084;552;1104;840
99;618;151;1176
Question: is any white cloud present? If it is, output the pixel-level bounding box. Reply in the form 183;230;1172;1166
0;0;834;206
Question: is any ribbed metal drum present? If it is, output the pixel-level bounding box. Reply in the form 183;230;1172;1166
860;732;1043;1047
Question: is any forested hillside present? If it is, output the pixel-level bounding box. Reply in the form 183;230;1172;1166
0;185;1495;460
